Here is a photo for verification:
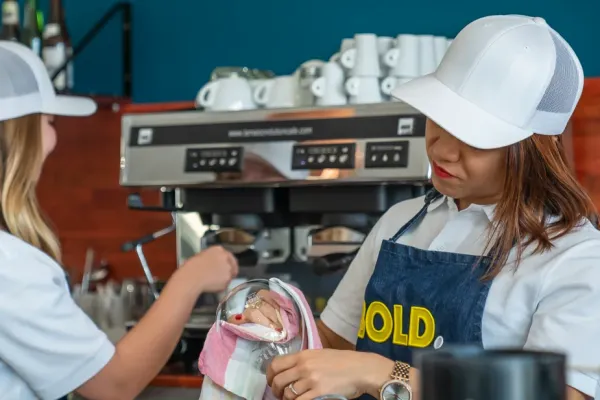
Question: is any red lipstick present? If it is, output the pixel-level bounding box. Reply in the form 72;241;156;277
432;162;455;179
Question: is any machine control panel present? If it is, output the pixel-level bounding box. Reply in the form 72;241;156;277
291;143;356;170
185;146;244;173
364;141;409;168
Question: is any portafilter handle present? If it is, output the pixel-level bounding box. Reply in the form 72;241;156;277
310;250;359;276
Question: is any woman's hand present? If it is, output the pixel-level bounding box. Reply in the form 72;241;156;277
179;245;239;295
266;349;395;400
227;289;283;330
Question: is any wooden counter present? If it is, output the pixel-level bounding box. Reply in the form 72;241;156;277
150;374;203;388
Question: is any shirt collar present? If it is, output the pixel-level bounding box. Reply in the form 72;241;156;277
428;195;496;221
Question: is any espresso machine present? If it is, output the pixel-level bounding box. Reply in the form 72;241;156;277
119;101;431;372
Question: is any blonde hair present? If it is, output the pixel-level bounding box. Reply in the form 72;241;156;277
0;114;61;262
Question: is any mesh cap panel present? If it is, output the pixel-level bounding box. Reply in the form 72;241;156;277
536;30;580;114
0;47;38;99
0;41;96;120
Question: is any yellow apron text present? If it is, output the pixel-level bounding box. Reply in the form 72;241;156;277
358;301;435;348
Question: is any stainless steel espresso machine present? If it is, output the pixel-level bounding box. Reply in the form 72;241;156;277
119;101;432;373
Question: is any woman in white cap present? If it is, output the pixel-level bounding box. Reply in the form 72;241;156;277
0;42;239;399
266;15;599;400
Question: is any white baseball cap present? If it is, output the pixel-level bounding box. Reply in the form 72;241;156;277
0;40;96;121
391;15;583;149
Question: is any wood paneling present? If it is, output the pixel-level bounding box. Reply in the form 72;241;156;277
572;78;600;208
35;81;600;282
37;98;177;283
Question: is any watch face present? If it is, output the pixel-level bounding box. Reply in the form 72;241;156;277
382;381;411;400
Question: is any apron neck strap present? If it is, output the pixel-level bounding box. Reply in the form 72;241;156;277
390;188;443;242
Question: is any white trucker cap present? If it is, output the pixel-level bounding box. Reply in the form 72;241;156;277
392;15;584;149
0;40;97;121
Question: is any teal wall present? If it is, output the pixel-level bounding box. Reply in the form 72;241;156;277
23;0;600;103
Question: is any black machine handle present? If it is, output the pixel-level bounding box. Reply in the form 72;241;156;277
234;249;259;266
126;192;182;212
121;195;177;251
120;230;172;252
310;250;359;276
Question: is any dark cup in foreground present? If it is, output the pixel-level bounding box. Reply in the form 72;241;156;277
414;346;566;400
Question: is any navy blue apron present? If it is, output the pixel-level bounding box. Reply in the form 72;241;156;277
355;189;495;399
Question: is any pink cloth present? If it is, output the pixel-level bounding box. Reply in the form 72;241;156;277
198;279;322;400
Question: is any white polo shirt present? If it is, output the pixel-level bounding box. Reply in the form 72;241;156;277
0;231;115;399
321;195;600;398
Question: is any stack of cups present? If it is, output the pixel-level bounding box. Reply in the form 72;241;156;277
339;33;388;104
381;34;452;101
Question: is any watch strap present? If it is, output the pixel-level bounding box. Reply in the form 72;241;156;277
391;361;410;383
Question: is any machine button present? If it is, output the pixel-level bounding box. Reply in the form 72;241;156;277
192;162;199;169
219;158;226;166
371;154;377;162
228;158;237;166
190;151;198;158
231;150;238;156
382;154;389;162
291;143;356;170
393;153;400;162
209;159;217;166
199;159;207;166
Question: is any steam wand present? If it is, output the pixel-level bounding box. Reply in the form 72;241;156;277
121;211;176;300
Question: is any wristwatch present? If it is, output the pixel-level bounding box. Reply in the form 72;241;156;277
379;361;412;400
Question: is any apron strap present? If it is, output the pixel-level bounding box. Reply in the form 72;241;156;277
390;188;443;242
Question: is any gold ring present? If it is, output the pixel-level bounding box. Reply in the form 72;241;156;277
288;382;299;396
245;294;263;309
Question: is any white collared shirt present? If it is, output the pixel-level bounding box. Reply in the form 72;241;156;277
0;231;115;399
321;195;600;398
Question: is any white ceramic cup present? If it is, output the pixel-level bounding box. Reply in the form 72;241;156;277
340;33;382;77
418;35;437;75
311;62;347;106
196;75;257;111
377;36;394;74
253;76;298;108
331;38;356;64
384;34;420;78
381;76;414;98
345;76;382;104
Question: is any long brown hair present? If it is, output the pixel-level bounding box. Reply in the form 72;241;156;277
0;114;61;262
483;134;598;279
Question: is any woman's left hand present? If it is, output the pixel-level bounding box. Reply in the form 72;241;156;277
266;349;393;400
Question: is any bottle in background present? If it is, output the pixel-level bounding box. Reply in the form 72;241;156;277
1;0;20;42
22;0;42;57
43;0;71;93
58;0;73;91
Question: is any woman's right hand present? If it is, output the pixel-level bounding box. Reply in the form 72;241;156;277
180;245;239;293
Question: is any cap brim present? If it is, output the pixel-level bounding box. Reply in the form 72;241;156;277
43;95;97;117
391;74;532;149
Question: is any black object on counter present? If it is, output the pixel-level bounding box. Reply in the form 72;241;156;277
416;346;566;400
